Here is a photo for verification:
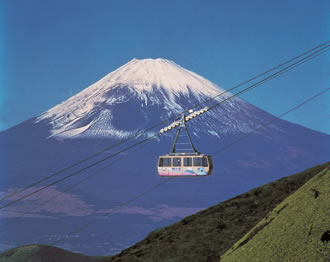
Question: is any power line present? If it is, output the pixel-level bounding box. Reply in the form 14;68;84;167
50;87;329;246
1;41;328;203
0;43;328;211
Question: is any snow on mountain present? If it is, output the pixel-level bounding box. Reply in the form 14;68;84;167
36;58;271;139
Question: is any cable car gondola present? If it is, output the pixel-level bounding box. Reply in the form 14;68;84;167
157;111;213;177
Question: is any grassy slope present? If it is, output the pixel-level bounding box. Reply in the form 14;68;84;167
0;244;103;262
105;163;329;262
0;163;327;262
220;167;330;262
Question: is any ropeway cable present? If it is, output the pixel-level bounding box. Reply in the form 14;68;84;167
1;41;328;203
207;44;329;112
50;177;174;246
0;133;160;210
211;87;329;157
0;139;156;228
159;44;329;131
0;43;328;211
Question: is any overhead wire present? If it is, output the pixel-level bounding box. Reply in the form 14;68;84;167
0;42;328;211
181;41;330;115
50;86;329;246
51;177;174;246
1;41;328;203
0;138;156;228
207;44;329;112
0;133;160;210
211;87;330;157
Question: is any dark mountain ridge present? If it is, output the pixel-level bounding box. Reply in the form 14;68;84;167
106;162;329;262
1;163;328;262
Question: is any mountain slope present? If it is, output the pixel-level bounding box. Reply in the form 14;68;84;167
0;244;103;262
1;58;329;255
105;162;329;262
34;58;275;139
220;166;330;262
0;163;327;262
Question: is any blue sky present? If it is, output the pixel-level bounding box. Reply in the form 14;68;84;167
1;0;329;133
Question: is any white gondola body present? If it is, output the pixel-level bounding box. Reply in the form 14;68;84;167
157;153;213;176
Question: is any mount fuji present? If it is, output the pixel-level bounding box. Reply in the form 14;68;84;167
0;58;329;255
36;58;261;139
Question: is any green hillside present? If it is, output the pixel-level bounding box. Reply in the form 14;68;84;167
0;163;328;262
220;167;330;262
0;244;102;262
106;163;329;262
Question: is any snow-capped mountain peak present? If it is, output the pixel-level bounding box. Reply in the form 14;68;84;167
97;58;223;96
36;58;260;139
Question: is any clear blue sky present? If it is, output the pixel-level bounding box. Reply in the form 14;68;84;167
1;0;329;133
